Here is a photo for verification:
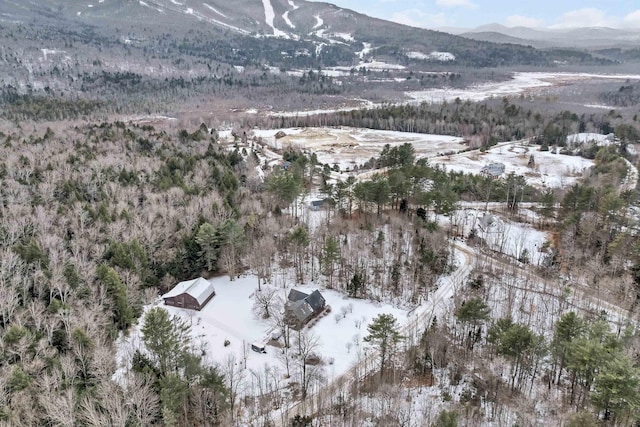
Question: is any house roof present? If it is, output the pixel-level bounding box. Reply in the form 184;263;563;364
162;277;215;306
290;300;314;322
286;289;326;324
306;290;325;312
288;289;309;302
481;163;505;177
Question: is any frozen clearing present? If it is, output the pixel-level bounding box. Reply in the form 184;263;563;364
352;60;406;70
406;71;640;104
40;49;65;60
429;142;594;189
452;209;549;264
407;51;456;61
333;33;354;42
116;275;407;386
250;127;465;171
566;132;614;146
269;100;378;117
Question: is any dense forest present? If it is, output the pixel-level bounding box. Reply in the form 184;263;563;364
0;95;639;425
1;5;640;424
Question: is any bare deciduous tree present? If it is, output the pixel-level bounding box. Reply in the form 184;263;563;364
294;330;321;399
221;354;246;422
253;286;278;319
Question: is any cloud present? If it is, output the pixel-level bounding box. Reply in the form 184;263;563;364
550;8;618;29
391;8;449;28
622;10;640;28
435;0;476;8
504;15;543;28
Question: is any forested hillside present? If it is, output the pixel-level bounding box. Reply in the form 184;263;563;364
0;100;639;424
1;0;640;425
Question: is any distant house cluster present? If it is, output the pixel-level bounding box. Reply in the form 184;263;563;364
285;289;326;328
481;162;505;178
162;277;216;311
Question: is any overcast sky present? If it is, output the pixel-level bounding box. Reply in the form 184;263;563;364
308;0;640;30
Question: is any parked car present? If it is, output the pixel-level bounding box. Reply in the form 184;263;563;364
251;342;267;354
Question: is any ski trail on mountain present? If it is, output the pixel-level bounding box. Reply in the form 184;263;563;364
283;0;299;29
283;11;295;28
203;3;228;18
313;14;323;29
262;0;288;37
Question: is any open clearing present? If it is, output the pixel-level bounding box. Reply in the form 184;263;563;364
429;142;594;189
251;127;465;171
405;71;640;104
229;127;597;188
116;274;407;387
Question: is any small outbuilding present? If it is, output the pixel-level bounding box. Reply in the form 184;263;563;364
162;277;215;311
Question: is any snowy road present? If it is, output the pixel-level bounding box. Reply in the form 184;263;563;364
620;157;639;194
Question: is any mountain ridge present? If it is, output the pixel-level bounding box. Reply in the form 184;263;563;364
0;0;551;68
459;22;640;49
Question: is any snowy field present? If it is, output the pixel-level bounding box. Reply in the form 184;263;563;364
430;142;594;189
250;127;465;171
566;132;615;146
406;71;640;104
116;274;407;387
265;71;640;117
450;209;549;265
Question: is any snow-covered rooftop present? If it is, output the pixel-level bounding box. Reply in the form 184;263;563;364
162;277;215;305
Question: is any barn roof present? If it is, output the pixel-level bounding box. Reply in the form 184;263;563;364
162;277;215;305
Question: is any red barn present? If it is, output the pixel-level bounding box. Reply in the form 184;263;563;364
162;277;215;311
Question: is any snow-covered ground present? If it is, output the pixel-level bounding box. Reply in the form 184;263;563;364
329;60;406;71
451;209;549;265
115;274;407;388
406;71;640;104
313;15;323;29
262;0;289;38
429;142;594;189
406;51;456;62
357;42;372;59
282;10;295;28
620;157;639;193
268;71;640;118
249;127;465;171
566;132;615;146
203;3;228;18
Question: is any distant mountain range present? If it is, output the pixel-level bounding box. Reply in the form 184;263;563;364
0;0;633;116
452;23;640;50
